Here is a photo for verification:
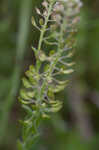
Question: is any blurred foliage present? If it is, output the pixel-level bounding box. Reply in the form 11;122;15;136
0;0;99;150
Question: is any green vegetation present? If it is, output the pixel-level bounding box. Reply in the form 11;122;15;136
0;0;99;150
18;1;81;149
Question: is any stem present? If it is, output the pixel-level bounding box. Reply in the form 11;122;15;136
40;16;66;100
36;0;55;101
17;0;80;149
37;1;54;52
18;1;56;149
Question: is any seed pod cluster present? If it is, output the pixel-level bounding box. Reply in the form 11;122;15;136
18;0;82;149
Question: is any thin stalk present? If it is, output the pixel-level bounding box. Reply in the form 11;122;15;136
37;1;54;52
36;0;54;73
36;0;55;101
39;16;66;101
18;0;81;149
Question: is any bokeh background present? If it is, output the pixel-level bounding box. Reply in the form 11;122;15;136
0;0;99;149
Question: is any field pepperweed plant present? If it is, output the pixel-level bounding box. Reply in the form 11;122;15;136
18;0;82;149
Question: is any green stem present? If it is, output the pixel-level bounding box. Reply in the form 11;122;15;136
19;1;56;149
36;0;55;101
38;1;54;52
36;0;54;73
40;16;66;100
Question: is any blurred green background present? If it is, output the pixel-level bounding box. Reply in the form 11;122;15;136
0;0;99;149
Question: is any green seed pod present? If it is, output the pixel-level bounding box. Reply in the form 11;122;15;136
39;18;44;26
